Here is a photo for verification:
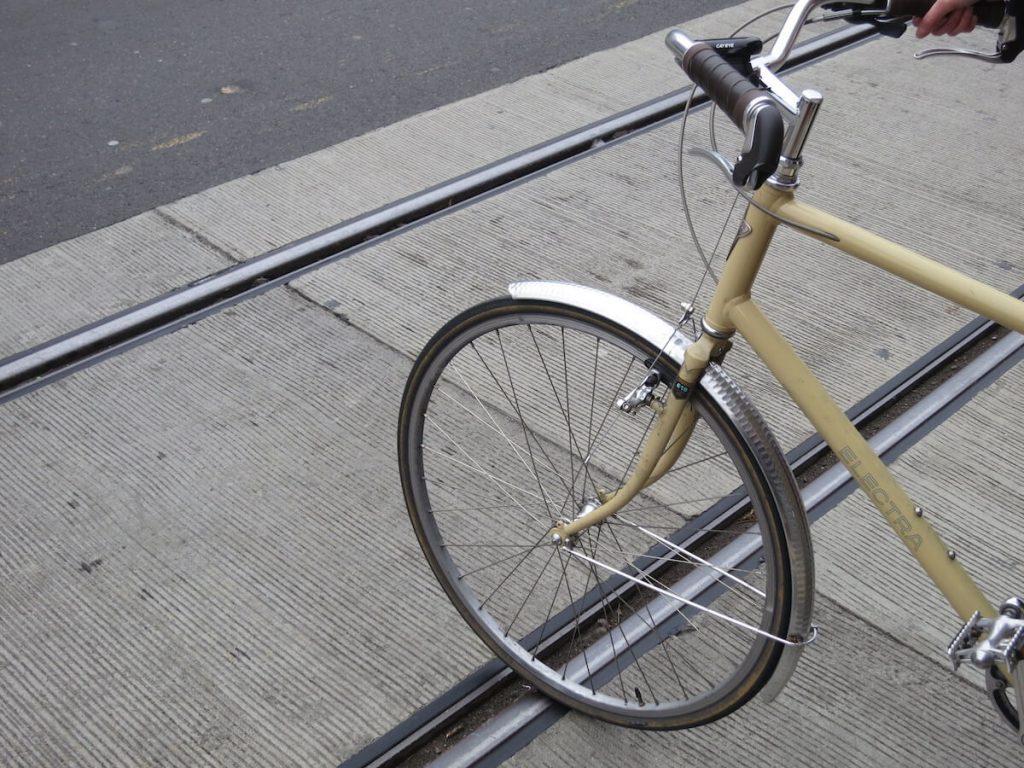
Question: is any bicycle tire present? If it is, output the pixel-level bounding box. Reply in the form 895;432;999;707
398;297;798;729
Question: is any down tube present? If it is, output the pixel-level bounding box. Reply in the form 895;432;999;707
728;297;996;622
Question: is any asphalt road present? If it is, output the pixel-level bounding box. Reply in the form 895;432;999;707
0;0;739;265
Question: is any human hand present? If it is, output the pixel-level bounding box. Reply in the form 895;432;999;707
913;0;979;37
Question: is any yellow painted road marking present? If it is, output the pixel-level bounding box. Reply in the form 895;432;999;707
291;96;333;113
152;132;205;151
95;165;135;184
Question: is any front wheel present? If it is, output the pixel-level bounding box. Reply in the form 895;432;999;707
398;297;798;729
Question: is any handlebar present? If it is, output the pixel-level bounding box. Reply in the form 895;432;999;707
667;31;784;189
667;0;1019;190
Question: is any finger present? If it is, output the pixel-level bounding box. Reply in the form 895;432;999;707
932;15;955;35
937;8;971;36
916;0;964;37
951;9;977;35
935;7;971;35
915;6;946;36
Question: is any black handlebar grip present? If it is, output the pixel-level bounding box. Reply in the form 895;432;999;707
680;42;784;189
681;43;764;130
886;0;1005;27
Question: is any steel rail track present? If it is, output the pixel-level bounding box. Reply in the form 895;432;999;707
0;22;875;406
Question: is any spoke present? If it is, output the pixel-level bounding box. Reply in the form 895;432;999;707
444;541;548;549
579;355;640;475
614;408;657;491
586;336;600;461
428;502;554;514
469;336;564;519
556;547;596;694
585;561;630;704
603;521;707;697
562;548;789;645
533;546;574;662
430;394;568;512
422;442;544;503
478;532;551;611
618;516;766;598
577;526;630;703
456;543;549;581
424;418;549;529
561;328;578;520
663;448;731;476
492;329;607;521
527;326;592;488
586;529;671;702
437;375;561;502
505;544;559;639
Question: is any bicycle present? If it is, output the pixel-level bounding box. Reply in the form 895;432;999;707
397;0;1024;738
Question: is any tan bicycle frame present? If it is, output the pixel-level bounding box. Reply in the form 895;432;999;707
556;182;1024;624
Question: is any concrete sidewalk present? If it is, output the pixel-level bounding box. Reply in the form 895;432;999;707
2;1;1023;765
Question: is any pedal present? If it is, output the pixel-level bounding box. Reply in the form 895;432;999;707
948;599;1024;672
948;611;982;671
973;606;1024;671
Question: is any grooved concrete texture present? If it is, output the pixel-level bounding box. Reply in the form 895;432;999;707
0;290;491;766
1;0;1023;765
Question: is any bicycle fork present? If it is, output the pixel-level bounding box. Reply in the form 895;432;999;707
548;385;699;543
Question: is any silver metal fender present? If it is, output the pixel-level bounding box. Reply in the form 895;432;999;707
509;280;693;362
508;280;814;702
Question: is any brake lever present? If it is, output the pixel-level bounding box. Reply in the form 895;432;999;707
687;147;736;182
914;46;1003;60
916;0;1023;63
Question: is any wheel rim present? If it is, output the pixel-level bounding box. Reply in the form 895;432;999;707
402;303;789;726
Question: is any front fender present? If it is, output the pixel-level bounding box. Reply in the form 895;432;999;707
509;280;692;364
